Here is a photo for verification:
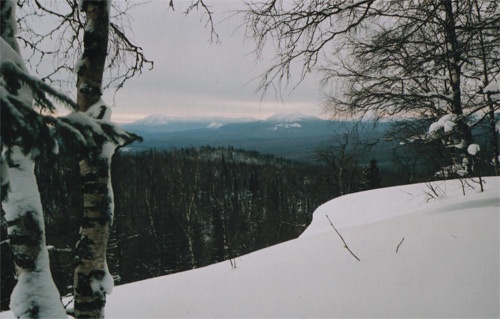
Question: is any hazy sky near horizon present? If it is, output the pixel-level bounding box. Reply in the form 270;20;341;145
99;0;325;123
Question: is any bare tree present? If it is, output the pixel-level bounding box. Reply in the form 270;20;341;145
243;0;377;95
244;0;498;175
15;0;153;97
321;0;499;175
316;125;377;195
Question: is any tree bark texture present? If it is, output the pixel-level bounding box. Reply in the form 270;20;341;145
442;0;473;147
74;150;114;319
76;0;110;111
73;1;114;318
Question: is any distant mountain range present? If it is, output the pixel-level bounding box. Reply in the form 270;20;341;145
121;113;395;163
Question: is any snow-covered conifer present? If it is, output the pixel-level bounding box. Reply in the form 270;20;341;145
1;1;67;317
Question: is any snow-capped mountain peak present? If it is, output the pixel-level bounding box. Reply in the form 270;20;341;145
265;112;319;123
132;114;172;126
264;112;320;130
207;122;224;129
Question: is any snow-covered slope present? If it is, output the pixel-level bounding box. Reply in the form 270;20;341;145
1;178;499;318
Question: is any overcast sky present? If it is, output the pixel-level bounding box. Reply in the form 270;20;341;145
102;0;325;123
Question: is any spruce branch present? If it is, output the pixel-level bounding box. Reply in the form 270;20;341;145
0;60;78;111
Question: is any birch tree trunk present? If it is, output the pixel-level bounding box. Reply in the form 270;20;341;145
1;1;66;318
76;0;110;110
74;143;115;319
73;1;115;318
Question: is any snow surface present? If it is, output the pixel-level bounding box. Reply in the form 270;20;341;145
1;178;499;318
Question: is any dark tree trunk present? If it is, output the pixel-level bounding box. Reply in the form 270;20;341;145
442;0;473;169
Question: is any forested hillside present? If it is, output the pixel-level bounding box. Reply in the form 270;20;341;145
109;147;337;282
2;147;342;308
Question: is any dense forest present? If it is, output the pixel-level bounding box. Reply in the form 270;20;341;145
109;147;338;280
2;146;359;308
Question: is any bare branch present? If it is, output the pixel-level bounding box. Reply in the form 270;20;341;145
243;0;377;95
184;0;219;43
15;0;153;96
325;214;360;261
396;237;405;254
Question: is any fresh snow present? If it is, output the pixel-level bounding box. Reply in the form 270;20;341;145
265;112;320;122
270;122;302;130
3;177;498;318
207;122;224;129
484;80;499;94
104;177;500;318
265;112;318;130
0;38;33;106
90;262;114;296
467;143;480;156
428;113;457;134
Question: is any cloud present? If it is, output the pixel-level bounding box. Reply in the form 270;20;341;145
106;1;321;122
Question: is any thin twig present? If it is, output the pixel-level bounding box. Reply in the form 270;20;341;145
325;214;360;261
396;237;405;254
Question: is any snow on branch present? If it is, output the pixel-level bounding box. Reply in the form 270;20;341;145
57;112;142;153
0;60;78;112
1;87;57;157
1;62;140;159
1;93;140;160
483;80;499;95
428;114;458;135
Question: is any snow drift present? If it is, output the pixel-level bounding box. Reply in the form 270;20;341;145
1;177;499;318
